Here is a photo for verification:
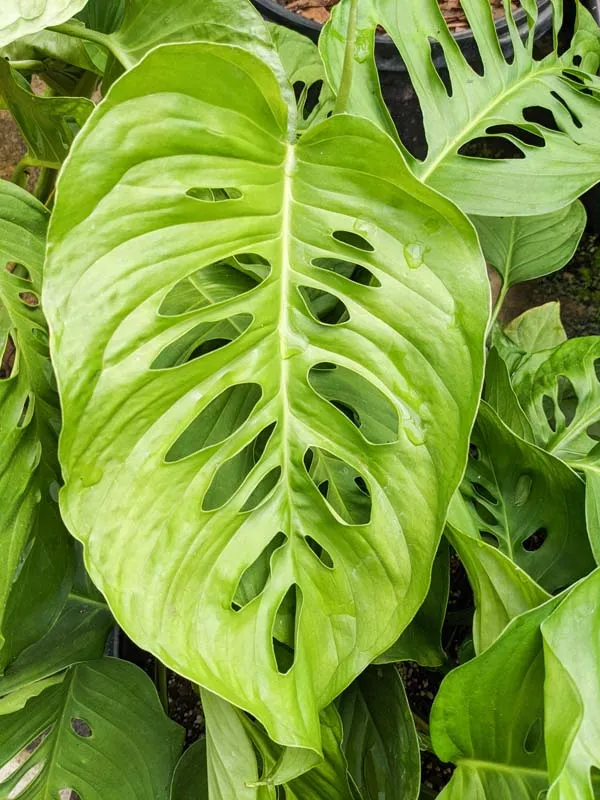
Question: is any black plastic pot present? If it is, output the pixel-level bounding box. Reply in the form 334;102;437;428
252;0;553;157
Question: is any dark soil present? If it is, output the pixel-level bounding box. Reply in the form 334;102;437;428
276;0;518;28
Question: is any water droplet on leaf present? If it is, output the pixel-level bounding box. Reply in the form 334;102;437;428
404;243;426;270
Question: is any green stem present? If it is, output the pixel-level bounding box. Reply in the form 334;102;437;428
333;0;360;115
156;662;169;714
47;22;135;70
12;157;31;189
35;167;57;205
488;280;509;336
7;59;45;72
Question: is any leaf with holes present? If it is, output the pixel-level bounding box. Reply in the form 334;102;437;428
375;540;449;667
430;594;564;799
472;201;586;289
446;493;550;654
44;42;488;753
0;179;73;672
0;59;93;169
321;0;600;215
337;665;421;800
0;658;183;800
0;0;88;47
542;568;600;799
460;401;593;592
201;690;355;799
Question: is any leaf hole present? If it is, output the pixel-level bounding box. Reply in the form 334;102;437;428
151;313;253;369
471;499;498;527
58;791;81;800
594;358;600;382
305;447;372;525
312;257;381;288
304;535;334;568
486;124;545;149
472;482;497;505
7;762;45;798
0;726;52;784
549;92;582;128
458;136;526;160
332;230;374;252
272;584;300;674
159;254;270;316
165;383;261;462
523;528;547;552
203;422;276;511
480;531;500;548
428;37;453;96
542;395;556;432
70;718;92;738
240;467;282;512
17;394;32;428
5;262;31;281
298;285;349;326
18;291;39;308
523;717;542;754
557;374;577;428
308;363;399;445
522;106;562;133
185;187;242;202
586;424;600;443
469;444;480;460
0;334;15;379
231;531;287;612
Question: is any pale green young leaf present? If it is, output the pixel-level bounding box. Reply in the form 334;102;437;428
45;42;487;753
0;0;88;47
446;495;550;654
338;665;421;800
503;303;567;355
0;659;184;799
472;202;586;288
431;595;564;798
542;569;600;799
461;402;592;592
321;0;600;215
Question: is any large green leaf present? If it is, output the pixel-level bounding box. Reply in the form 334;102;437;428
337;665;421;800
0;658;184;799
542;569;600;799
45;42;488;752
446;494;550;653
0;180;73;671
461;401;593;592
431;594;563;798
472;202;586;289
321;0;600;215
0;0;88;47
0;58;93;168
170;739;208;800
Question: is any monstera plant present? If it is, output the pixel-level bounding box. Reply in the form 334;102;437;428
0;0;600;797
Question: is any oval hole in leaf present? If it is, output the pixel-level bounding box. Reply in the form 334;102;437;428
514;474;533;507
165;383;261;462
308;364;399;445
7;762;45;799
523;528;548;552
203;422;276;511
159;255;270;316
18;291;39;308
70;718;92;738
586;424;600;442
557;374;577;427
522;106;561;132
298;285;349;325
273;585;300;674
471;499;498;527
186;187;242;202
472;482;497;505
59;790;82;800
469;443;480;460
304;535;334;568
459;136;526;160
523;717;542;754
480;531;500;548
241;467;282;513
151;313;253;370
543;395;557;432
17;394;32;428
332;230;375;252
312;257;381;288
0;726;52;783
231;531;287;612
0;334;15;380
305;447;372;525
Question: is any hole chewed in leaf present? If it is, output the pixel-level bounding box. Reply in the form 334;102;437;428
203;423;276;511
70;718;92;738
151;314;252;370
304;535;334;568
312;257;381;288
298;286;349;326
273;585;300;674
308;364;399;445
305;447;372;525
166;383;261;462
232;532;287;612
159;255;270;317
523;528;548;552
332;230;375;252
186;187;242;202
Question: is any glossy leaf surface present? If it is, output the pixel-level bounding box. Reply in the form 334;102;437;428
461;402;592;592
321;0;600;215
170;739;208;800
45;42;487;751
0;658;183;799
0;0;88;47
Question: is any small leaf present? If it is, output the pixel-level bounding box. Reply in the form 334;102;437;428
503;303;567;355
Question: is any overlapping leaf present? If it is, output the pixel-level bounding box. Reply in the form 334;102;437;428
0;0;88;48
0;658;184;799
44;42;488;752
321;0;600;215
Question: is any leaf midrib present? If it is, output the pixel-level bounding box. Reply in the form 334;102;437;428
419;63;559;182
